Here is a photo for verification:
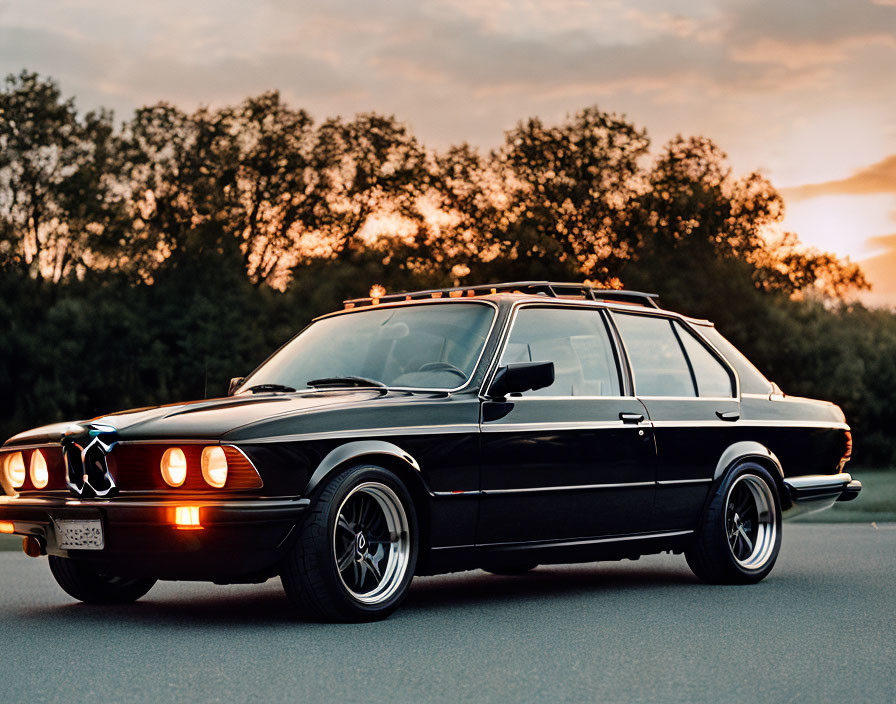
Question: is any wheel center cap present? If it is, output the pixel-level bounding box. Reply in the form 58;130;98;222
355;531;367;555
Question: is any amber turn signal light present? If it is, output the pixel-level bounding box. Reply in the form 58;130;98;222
174;506;202;530
0;521;14;534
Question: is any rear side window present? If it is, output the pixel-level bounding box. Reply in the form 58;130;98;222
613;313;696;397
499;307;621;397
674;323;735;398
697;325;774;395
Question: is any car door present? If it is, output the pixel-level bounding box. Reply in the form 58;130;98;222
477;304;656;545
610;311;740;532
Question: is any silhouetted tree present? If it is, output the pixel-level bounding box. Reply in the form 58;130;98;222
0;70;891;464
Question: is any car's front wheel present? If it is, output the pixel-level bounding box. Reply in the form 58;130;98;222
48;556;156;604
685;462;782;584
281;465;418;622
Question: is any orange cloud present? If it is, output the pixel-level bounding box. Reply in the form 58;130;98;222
782;155;896;201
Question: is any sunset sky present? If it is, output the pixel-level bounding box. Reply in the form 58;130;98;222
1;0;894;302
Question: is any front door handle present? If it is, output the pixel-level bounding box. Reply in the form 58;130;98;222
716;411;740;422
620;412;645;424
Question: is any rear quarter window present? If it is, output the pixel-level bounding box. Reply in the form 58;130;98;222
696;325;774;395
674;323;735;398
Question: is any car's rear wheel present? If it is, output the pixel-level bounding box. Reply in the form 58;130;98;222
281;465;418;622
48;556;156;604
483;563;538;576
685;462;782;584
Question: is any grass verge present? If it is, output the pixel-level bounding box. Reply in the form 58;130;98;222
0;535;21;552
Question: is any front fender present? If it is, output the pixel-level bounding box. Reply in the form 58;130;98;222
302;440;422;496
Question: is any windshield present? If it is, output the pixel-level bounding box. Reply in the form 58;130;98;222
240;302;496;391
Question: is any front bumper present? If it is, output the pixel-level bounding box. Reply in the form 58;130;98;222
0;494;310;581
782;472;862;520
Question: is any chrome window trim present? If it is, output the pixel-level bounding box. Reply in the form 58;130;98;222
240;299;501;396
608;308;742;400
478;300;630;400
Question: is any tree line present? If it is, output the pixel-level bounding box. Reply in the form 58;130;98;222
1;70;893;464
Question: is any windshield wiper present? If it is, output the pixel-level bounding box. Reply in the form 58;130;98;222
307;376;388;389
243;383;297;394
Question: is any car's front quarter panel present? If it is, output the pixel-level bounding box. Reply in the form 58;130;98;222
232;392;484;550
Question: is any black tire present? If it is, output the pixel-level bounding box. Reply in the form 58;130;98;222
280;465;418;622
48;556;156;604
685;462;782;585
483;563;538;576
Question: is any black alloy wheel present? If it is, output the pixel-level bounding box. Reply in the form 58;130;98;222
686;462;782;584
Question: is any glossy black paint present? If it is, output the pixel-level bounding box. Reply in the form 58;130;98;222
0;294;853;583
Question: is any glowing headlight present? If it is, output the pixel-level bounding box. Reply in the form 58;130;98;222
3;452;26;489
201;447;228;488
30;450;48;489
160;448;187;487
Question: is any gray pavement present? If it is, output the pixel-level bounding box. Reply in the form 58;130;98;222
0;524;893;703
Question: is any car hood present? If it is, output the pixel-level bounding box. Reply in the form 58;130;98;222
3;390;415;446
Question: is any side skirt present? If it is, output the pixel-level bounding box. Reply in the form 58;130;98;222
420;529;694;575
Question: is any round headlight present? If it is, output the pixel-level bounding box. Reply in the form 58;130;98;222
160;448;187;487
4;452;26;488
30;450;48;489
201;447;228;488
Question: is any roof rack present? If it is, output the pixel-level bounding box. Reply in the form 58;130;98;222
342;281;660;309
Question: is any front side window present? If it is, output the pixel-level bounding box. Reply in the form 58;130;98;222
499;307;621;397
240;302;495;390
613;313;696;397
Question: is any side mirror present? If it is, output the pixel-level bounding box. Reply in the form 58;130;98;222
488;362;554;398
228;377;245;396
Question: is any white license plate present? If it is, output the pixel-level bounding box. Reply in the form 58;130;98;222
55;519;105;550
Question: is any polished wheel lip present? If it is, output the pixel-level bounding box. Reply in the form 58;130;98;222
725;473;777;570
333;481;411;606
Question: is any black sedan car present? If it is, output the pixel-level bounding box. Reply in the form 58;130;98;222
0;281;861;621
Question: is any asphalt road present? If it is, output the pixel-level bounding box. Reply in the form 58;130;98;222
0;524;893;704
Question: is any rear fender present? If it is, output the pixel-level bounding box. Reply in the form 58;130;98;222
704;442;788;518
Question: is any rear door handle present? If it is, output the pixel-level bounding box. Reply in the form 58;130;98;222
620;412;645;424
716;411;740;422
